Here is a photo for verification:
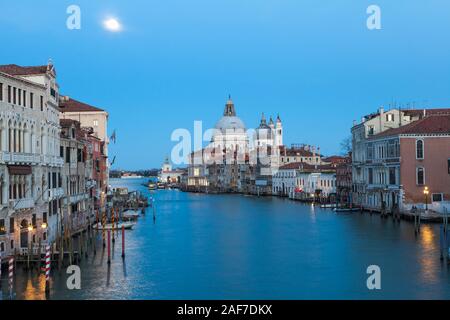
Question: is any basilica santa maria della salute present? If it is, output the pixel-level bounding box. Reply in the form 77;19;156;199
187;96;285;195
209;96;284;158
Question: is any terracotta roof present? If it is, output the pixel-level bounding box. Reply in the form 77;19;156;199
0;64;50;76
279;146;320;157
59;96;104;112
403;108;450;118
371;114;450;139
279;162;304;170
322;156;347;164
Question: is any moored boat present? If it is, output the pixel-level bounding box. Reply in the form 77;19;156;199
122;210;140;220
334;207;360;214
320;204;339;209
93;222;135;231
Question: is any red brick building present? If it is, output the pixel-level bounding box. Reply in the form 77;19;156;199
367;114;450;213
335;154;352;206
87;133;108;211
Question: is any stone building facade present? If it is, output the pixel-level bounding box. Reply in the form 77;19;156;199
0;63;63;256
352;107;450;213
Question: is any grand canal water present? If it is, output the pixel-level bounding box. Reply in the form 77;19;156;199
2;178;450;300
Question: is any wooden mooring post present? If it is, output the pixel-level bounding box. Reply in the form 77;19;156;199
444;207;449;234
414;209;421;235
121;225;125;259
107;230;111;265
84;231;89;258
112;209;116;244
69;234;74;265
102;210;106;248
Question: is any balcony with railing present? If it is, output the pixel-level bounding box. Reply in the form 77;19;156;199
48;187;65;199
10;197;35;210
0;151;41;165
41;155;64;167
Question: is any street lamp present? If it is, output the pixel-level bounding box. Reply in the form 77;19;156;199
41;223;48;229
423;186;429;211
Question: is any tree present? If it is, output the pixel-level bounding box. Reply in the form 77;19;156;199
340;136;352;155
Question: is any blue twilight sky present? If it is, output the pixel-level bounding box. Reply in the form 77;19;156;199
1;0;450;170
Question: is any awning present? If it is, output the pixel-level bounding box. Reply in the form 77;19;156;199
8;165;32;175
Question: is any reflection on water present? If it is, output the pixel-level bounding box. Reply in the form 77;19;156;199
421;226;436;249
418;225;439;285
1;178;450;300
22;273;46;301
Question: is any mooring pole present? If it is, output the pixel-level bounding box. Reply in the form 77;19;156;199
107;230;111;265
121;225;125;259
45;245;51;297
112;209;115;244
8;257;14;300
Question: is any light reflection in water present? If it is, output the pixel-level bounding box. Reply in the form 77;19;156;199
418;225;438;284
23;274;46;300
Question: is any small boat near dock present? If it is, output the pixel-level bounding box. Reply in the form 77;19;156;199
334;207;360;214
122;209;141;221
320;204;339;209
93;222;135;231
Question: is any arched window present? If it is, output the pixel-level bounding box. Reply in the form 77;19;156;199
417;167;425;185
416;140;424;159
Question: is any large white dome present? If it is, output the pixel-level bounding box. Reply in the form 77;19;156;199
215;116;246;132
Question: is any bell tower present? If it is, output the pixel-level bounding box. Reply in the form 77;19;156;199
275;114;283;147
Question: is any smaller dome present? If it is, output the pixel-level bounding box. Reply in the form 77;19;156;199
256;126;273;140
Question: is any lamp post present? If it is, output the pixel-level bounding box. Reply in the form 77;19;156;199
423;186;429;211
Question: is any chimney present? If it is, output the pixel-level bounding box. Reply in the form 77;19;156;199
379;106;384;114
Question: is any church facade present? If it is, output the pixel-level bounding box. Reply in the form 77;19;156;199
186;97;283;194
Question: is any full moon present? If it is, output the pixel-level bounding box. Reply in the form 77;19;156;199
103;18;122;32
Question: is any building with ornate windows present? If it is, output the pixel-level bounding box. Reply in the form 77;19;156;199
60;119;96;237
351;107;450;214
0;62;110;259
0;62;64;256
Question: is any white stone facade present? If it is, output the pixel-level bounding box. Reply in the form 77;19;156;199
0;64;63;257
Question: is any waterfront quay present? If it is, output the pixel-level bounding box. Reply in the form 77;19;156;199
1;178;449;300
